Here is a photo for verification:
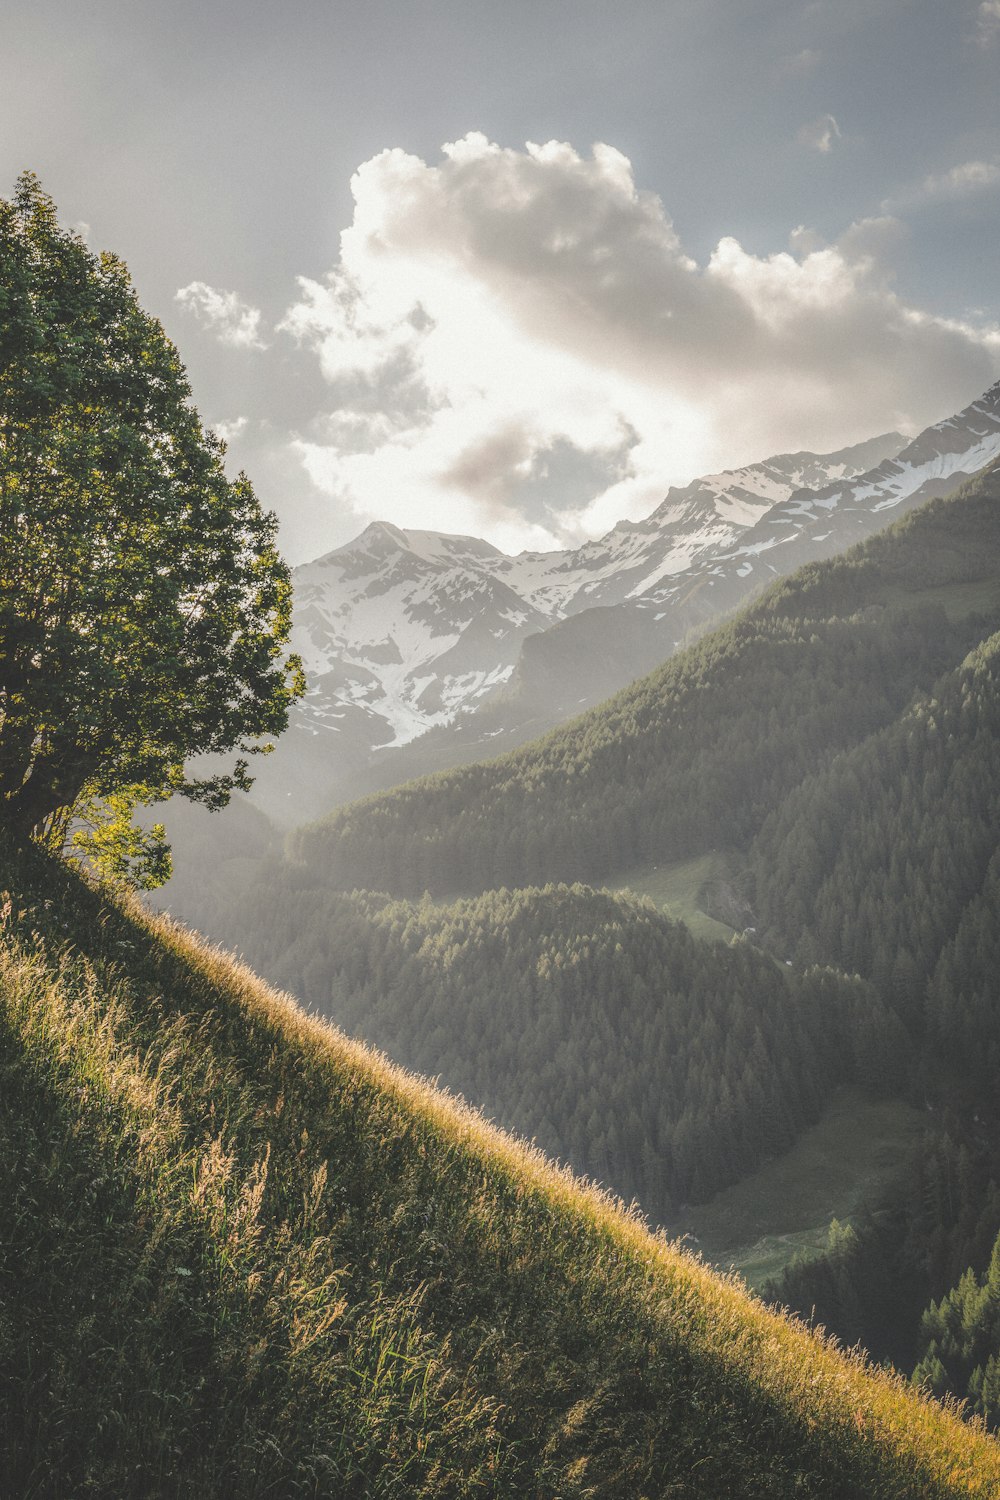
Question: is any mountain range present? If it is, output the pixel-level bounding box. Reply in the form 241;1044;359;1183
242;380;1000;826
62;313;1000;1466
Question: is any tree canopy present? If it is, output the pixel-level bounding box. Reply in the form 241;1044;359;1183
0;173;303;880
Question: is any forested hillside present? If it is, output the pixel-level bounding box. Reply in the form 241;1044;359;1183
171;457;1000;1423
2;834;998;1497
192;880;904;1213
291;462;1000;900
748;628;1000;1026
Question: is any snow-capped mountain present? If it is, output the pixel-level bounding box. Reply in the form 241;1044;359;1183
248;379;1000;825
631;379;1000;633
291;430;904;753
291;527;548;748
493;431;909;618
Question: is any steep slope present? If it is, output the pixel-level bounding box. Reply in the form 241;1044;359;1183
2;835;998;1497
236;384;1000;830
236;431;905;824
167;879;905;1216
291;458;1000;900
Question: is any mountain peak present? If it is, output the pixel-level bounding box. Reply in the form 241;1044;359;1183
361;519;408;544
270;381;1000;825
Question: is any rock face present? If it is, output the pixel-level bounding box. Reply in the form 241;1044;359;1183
254;382;1000;824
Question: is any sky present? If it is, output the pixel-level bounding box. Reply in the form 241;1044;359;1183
3;0;999;561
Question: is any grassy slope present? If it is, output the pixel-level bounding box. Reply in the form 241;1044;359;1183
1;839;998;1498
605;852;738;943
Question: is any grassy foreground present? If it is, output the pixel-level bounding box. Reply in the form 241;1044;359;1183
1;839;998;1497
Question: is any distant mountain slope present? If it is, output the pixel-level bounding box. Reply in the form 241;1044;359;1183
749;627;1000;1021
643;380;1000;629
291;457;1000;901
240;429;907;823
2;835;998;1497
236;381;1000;829
294;430;903;744
481;379;1000;745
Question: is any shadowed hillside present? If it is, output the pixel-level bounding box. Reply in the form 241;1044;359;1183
2;835;998;1497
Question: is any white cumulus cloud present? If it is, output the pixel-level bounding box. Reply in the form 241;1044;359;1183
175;281;268;350
282;134;1000;550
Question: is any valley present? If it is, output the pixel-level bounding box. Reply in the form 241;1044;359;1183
152;429;1000;1424
607;852;741;944
676;1089;926;1289
7;17;1000;1487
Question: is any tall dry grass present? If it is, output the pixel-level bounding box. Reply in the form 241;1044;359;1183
1;834;998;1497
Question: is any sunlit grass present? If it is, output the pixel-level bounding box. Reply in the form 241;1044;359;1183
2;835;998;1496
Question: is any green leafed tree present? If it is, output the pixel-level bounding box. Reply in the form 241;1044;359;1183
0;172;304;884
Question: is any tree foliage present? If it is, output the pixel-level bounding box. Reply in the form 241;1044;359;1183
913;1229;1000;1430
0;173;303;879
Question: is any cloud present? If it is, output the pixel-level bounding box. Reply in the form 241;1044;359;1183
797;113;841;153
930;159;1000;195
977;0;1000;46
439;423;636;535
282;134;1000;551
882;157;1000;213
212;415;248;445
175;281;267;350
